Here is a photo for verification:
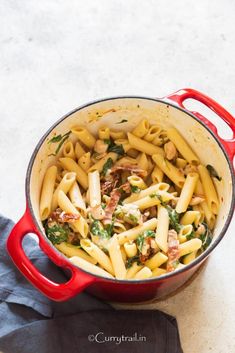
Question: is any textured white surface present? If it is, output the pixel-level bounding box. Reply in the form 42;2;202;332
0;1;234;352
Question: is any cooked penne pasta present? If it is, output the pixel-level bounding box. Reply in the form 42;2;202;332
152;267;167;277
132;119;149;138
69;182;86;212
117;218;158;245
176;173;199;213
57;190;88;237
78;152;91;171
134;266;152;280
70;256;114;278
75;141;86;159
145;252;168;270
137;152;149;170
71;126;96;148
55;242;97;264
124;242;138;258
40;165;57;220
62;140;76;160
59;157;88;189
41;120;219;279
179;238;202;257
126;262;143;279
198;164;219;214
51;172;76;211
155;205;169;252
108;236;126;279
167;128;199;164
152;154;185;188
98;126;110;140
144;125;161;142
128;132;164;156
81;238;114;275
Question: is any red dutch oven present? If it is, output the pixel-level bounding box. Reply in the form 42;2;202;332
7;88;235;303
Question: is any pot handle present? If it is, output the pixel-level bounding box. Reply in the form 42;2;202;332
165;88;235;163
7;206;96;301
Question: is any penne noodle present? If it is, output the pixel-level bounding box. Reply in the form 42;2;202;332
78;152;91;171
124;242;138;258
128;175;147;190
71;126;96;148
182;251;197;265
69;181;86;212
51;172;76;211
145;252;168;270
151;165;164;184
59;157;88;189
152;154;186;188
88;152;118;173
40;165;57;220
178;224;194;243
81;238;114;275
137;152;149;170
179;238;202;257
126;262;143;279
152;267;167;277
144;125;161;142
117;218;158;245
55;242;97;264
75;141;86;159
132;119;149;138
176;173;199;213
198;165;219;215
110;130;126;139
155;205;169;253
127;132;164;156
62;140;76;160
134;266;152;280
57;190;89;237
108;236;127;279
167;128;199;164
99;126;110;140
130;190;173;210
70;256;114;278
88;170;101;208
180;210;201;226
123;182;170;204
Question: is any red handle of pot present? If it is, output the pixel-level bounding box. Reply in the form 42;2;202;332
165;88;235;163
7;206;96;301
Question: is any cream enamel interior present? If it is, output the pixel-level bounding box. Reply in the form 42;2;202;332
29;97;233;256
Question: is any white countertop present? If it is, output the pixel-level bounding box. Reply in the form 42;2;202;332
0;1;234;352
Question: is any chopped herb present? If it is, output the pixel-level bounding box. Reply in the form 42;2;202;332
168;208;181;233
104;139;111;145
108;144;125;155
131;185;141;193
101;158;113;176
44;223;70;244
126;255;140;269
90;220;112;238
172;260;180;269
128;214;138;224
105;221;114;237
149;192;157;198
101;203;106;209
47;131;71;155
143;230;155;237
136;230;155;252
200;222;212;250
206;165;222;181
116;119;128;124
155;194;181;233
186;230;195;241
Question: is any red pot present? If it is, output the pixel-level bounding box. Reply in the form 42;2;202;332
7;88;235;303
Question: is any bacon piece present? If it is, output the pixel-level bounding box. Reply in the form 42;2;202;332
119;181;131;193
110;164;147;178
103;189;121;224
50;210;80;223
167;229;180;272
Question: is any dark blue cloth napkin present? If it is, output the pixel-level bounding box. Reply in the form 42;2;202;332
0;215;183;353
